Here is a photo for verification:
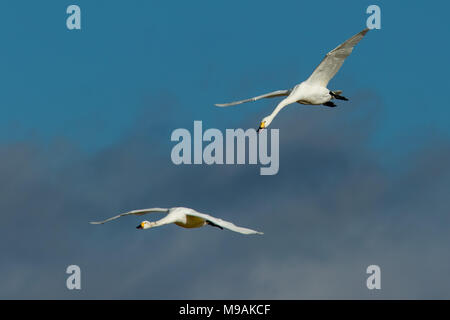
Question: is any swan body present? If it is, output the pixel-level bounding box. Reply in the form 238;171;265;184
291;82;331;105
90;207;263;235
215;28;370;131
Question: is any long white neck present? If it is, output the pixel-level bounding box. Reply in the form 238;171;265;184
268;99;291;123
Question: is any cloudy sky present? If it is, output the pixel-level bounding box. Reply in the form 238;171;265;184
1;1;450;299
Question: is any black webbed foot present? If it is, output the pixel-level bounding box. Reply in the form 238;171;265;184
323;101;337;107
329;91;349;101
206;221;223;230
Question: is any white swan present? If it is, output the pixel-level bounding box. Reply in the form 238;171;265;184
90;207;263;235
215;28;370;131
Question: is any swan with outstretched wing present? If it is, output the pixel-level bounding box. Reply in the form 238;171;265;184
90;207;263;235
215;28;370;131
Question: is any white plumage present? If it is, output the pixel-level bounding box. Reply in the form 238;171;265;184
90;207;263;235
215;28;370;131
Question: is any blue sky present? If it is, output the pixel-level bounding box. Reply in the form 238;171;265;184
1;1;449;152
1;1;450;299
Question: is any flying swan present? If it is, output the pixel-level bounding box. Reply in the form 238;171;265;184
215;28;370;131
90;207;263;235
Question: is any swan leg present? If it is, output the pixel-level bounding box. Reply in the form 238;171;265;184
206;221;223;230
330;91;349;101
323;101;337;107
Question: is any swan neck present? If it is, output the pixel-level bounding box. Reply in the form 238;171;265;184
153;215;178;227
270;99;289;120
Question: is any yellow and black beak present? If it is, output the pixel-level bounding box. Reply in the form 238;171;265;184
136;222;144;229
257;122;265;133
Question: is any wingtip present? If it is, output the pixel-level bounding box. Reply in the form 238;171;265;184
89;221;102;225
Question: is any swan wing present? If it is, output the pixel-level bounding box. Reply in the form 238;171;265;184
306;28;369;87
90;208;169;224
214;89;291;107
187;210;263;235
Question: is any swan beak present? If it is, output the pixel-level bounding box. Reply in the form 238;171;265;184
257;122;265;133
136;223;143;229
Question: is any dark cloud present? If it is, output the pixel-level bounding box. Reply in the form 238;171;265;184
1;90;450;299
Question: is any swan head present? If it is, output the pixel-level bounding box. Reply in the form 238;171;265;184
136;221;153;229
257;116;272;133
